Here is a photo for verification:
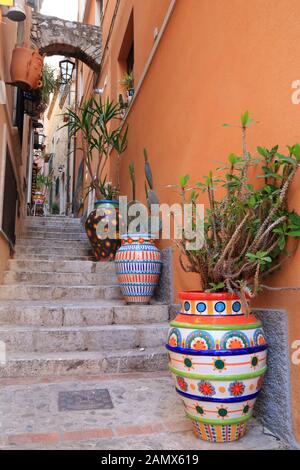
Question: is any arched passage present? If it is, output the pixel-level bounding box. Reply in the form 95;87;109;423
30;12;102;73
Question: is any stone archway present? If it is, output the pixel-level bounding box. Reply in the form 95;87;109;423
30;12;102;73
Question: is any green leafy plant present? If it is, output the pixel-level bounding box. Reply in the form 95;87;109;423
63;97;128;200
51;202;59;215
97;177;119;200
176;112;300;306
120;72;134;91
40;64;58;107
36;173;52;194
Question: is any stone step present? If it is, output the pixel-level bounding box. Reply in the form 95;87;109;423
21;232;88;241
23;225;85;233
0;323;169;353
16;239;90;249
13;254;94;261
3;271;118;286
14;246;91;257
25;217;82;225
0;285;121;301
0;301;169;326
0;347;168;378
8;259;115;273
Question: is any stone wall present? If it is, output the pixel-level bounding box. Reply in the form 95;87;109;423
31;13;102;72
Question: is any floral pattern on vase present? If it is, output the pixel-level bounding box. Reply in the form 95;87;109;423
167;291;268;443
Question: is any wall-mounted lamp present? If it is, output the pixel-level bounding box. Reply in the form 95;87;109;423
2;1;26;22
34;132;46;150
59;59;75;85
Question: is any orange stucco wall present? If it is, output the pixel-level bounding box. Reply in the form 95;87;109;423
80;0;300;441
0;6;30;280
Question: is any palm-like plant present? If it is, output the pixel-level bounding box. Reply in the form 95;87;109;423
63;97;128;201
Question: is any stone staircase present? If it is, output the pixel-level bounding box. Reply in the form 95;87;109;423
0;216;169;378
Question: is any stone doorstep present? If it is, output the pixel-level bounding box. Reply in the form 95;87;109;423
0;285;121;301
3;271;118;286
8;259;116;273
0;302;169;327
0;323;169;353
0;347;168;377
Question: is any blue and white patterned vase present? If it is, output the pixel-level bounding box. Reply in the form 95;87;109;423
115;234;162;304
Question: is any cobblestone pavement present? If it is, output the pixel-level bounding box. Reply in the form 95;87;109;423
0;372;286;450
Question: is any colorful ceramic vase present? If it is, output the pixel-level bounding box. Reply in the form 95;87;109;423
115;234;162;304
85;200;121;262
32;192;45;204
167;292;268;443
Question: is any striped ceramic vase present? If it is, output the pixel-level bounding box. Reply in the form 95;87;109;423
115;234;162;304
167;292;268;443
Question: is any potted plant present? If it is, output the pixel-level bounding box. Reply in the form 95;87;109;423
167;112;300;443
10;43;43;91
115;149;162;304
35;64;58;115
65;97;128;261
32;174;52;216
33;173;52;202
120;72;134;104
85;178;122;261
52;202;60;215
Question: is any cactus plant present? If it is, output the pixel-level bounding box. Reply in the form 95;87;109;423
127;149;161;234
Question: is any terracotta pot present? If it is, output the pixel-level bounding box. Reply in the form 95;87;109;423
167;291;268;443
115;234;162;304
10;45;43;91
85;200;121;262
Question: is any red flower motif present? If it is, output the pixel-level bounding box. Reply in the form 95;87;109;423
177;377;188;392
256;375;264;390
198;381;216;396
229;381;245;397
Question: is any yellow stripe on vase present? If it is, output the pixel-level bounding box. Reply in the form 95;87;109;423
207;300;214;315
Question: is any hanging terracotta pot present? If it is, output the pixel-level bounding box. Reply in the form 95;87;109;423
115;234;162;304
10;45;43;91
85;200;121;262
167;291;268;443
